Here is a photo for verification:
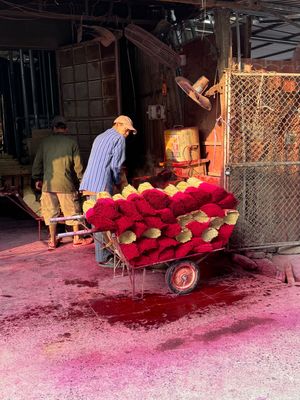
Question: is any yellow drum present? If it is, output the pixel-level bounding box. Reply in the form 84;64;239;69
164;126;200;163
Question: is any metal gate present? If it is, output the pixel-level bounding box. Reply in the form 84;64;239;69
225;71;300;249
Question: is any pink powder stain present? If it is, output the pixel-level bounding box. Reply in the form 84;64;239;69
90;284;244;328
54;351;104;386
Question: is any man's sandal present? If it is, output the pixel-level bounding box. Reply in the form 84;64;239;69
47;238;61;250
48;240;57;250
73;237;94;247
98;255;114;268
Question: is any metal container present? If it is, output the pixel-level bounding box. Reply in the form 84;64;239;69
164;126;200;163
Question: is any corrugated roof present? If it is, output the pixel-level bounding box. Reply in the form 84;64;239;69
169;0;300;60
236;0;300;59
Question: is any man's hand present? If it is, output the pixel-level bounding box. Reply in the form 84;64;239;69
113;183;122;195
35;180;43;191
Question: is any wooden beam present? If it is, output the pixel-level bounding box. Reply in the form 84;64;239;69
214;9;232;80
161;0;300;15
242;15;252;58
1;1;300;31
285;263;296;286
160;0;263;10
0;9;152;25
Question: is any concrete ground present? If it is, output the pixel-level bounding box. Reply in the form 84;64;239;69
0;216;300;400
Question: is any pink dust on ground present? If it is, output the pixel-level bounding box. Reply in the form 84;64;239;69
0;217;300;400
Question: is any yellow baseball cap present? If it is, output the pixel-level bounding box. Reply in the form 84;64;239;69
114;115;137;134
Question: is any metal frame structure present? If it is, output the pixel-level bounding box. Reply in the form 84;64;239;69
0;189;44;239
0;49;58;158
53;215;220;298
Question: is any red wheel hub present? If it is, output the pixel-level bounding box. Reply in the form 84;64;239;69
171;265;196;290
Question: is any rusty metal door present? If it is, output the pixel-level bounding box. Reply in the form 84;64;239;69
224;71;300;249
56;41;121;164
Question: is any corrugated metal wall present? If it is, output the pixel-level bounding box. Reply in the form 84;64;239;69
57;40;120;165
135;49;183;175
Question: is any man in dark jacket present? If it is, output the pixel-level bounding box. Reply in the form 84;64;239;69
32;116;92;249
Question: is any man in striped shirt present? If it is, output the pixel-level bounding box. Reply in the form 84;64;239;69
80;115;137;264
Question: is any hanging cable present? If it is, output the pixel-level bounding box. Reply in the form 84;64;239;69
126;38;136;113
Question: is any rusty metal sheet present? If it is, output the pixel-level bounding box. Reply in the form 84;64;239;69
57;40;121;163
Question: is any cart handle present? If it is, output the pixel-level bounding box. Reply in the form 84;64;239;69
50;215;85;222
57;228;96;239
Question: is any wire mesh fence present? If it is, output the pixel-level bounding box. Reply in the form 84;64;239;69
225;72;300;249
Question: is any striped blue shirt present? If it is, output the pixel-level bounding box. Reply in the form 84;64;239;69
79;128;125;194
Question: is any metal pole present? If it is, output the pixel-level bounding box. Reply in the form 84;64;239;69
29;50;39;128
47;52;55;116
19;49;30;137
8;51;20;157
236;13;242;71
224;71;231;189
41;50;50;127
0;94;6;151
50;215;85;222
38;51;46;118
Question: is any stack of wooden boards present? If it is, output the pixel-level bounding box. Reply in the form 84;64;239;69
0;154;31;192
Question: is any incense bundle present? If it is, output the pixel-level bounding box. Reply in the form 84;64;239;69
85;181;239;267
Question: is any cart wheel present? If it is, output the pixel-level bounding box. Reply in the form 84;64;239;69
165;260;200;295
